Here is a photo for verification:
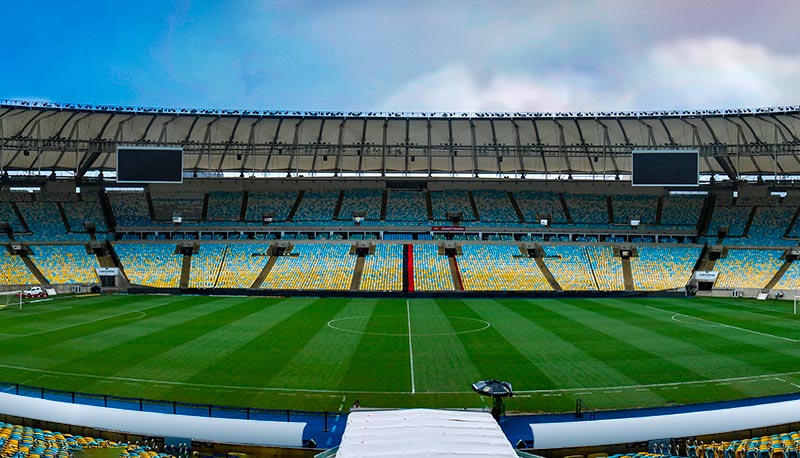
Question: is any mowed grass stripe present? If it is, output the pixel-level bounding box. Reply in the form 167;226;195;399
469;299;657;394
409;299;482;393
0;296;214;376
42;296;263;383
629;298;800;371
339;299;410;394
180;297;344;392
644;298;800;340
504;298;705;387
434;299;555;391
267;298;377;390
0;295;164;335
545;298;754;402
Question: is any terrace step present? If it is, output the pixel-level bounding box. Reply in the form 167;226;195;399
19;252;48;285
621;257;634;290
534;256;562;291
508;191;526;223
448;256;463;291
765;257;794;290
179;254;191;288
251;254;279;289
350;254;366;290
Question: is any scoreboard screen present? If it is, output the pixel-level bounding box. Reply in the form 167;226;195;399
632;150;699;186
116;147;183;183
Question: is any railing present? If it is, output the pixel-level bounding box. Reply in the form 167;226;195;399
0;381;339;431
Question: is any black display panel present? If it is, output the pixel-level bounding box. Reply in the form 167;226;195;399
632;150;699;186
116;147;183;183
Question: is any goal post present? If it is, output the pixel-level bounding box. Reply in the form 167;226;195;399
795;294;800;315
0;291;22;310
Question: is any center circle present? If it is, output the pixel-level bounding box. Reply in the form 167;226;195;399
327;315;491;336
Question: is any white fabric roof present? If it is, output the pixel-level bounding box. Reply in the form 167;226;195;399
336;409;518;458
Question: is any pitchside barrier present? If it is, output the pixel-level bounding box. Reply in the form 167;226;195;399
0;381;344;446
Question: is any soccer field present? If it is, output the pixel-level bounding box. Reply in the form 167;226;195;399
1;294;799;414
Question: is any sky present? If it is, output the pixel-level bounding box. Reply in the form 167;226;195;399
3;0;800;113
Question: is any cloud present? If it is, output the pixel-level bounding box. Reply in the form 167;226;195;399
378;37;800;112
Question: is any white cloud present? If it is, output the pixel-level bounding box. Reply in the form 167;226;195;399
378;37;800;113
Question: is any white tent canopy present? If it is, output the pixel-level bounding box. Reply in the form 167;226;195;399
335;408;518;458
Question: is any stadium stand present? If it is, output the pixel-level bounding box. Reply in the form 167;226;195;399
684;431;800;458
542;245;597;291
244;191;298;222
713;249;784;289
563;193;609;226
412;244;454;291
0;201;26;233
660;194;705;228
107;190;154;227
430;189;475;221
360;243;403;291
707;203;751;238
62;199;108;233
0;250;38;285
293;190;338;222
15;202;75;241
339;188;382;222
514;190;567;224
729;205;794;246
471;190;518;223
206;191;243;222
151;191;204;222
187;244;227;287
630;246;701;290
29;244;100;284
262;243;356;290
458;244;551;291
215;243;271;288
585;245;624;291
115;243;183;288
0;421;168;458
385;190;428;223
612;194;658;225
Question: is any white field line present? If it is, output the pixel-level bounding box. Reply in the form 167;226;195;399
3;364;800;397
407;299;416;394
645;305;800;343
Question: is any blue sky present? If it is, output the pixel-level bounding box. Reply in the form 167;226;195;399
4;0;800;112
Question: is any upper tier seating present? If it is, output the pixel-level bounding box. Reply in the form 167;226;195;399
244;191;298;222
471;190;518;223
0;250;37;286
385;190;428;223
707;204;751;237
62;200;108;233
412;244;454;291
187;244;227;288
115;243;182;288
262;244;355;290
458;244;551;291
563;193;609;226
15;202;77;241
215;243;271;288
430;190;475;221
514;190;567;224
729;206;794;246
713;249;783;289
660;195;705;227
339;188;382;222
0;202;26;232
360;243;403;291
30;244;100;284
631;246;701;291
293;190;339;222
151;191;204;222
206;191;243;222
107;190;153;227
612;194;657;225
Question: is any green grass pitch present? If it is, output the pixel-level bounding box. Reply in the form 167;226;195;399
1;294;799;414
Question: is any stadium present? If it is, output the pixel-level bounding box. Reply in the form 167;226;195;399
2;97;800;457
5;1;800;457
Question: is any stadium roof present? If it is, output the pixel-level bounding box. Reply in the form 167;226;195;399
3;99;800;180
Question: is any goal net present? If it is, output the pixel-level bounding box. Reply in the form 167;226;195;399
0;291;22;310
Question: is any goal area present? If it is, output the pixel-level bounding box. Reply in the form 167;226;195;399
0;291;22;310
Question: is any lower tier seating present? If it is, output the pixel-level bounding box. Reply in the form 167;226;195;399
713;249;784;289
30;244;100;284
458;244;551;291
360;244;403;291
630;246;701;291
412;244;454;291
262;244;356;290
115;243;183;288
